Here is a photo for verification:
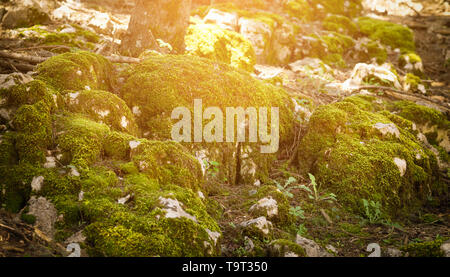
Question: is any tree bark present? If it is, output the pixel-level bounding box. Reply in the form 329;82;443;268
120;0;192;57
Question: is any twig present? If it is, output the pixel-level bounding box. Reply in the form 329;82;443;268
0;50;46;64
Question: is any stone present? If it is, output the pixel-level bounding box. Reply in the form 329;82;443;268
31;176;44;192
385;247;403;257
440;240;450;257
342;63;402;91
238;17;272;63
159;197;197;222
295;235;332;257
203;9;239;31
393;157;407;177
373;123;400;138
28;196;58;239
240;216;273;237
1;0;52;29
249;197;278;219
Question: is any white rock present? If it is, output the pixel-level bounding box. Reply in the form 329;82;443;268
158;197;197;222
373;122;400;138
240;216;272;235
44;156;56;168
203;9;238;31
28;196;58;239
386;247;403;257
78;190;84;201
31;176;44;192
342;63;402;92
295;235;332;257
393;157;407;177
249;197;278;218
197;191;205;200
129;140;141;150
440;240;450;257
118;194;131;205
205;228;221;246
120;116;128;128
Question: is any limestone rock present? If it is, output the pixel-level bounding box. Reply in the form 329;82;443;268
28;196;58;239
295;235;332;257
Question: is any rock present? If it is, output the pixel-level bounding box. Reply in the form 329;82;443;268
393;157;407;177
440;240;450;257
28;196;58;239
203;9;238;31
249;197;278;219
373;123;400;139
244;236;255;252
1;0;52;29
240;216;273;238
159;197;197;222
0;73;33;91
64;230;86;245
268;239;306;257
238;17;272;63
385;247;403;257
31;176;44;192
273;22;294;45
342;63;402;91
295;235;332;257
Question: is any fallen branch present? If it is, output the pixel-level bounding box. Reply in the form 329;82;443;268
0;59;35;72
0;51;46;64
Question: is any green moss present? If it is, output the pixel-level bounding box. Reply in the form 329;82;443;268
63;89;139;136
283;0;314;21
0;131;18;166
130;140;204;190
36;51;113;92
308;32;355;67
404;73;421;91
357;39;387;64
103;131;136;160
399;52;423;75
119;162;139;175
20;213;37;224
298;100;442;217
285;0;362;21
389;101;449;129
253;185;295;227
401;237;447;257
55;114;110;170
13;101;52;164
323;15;357;36
185;23;256;72
268;239;306;257
357;17;415;53
1;80;57;109
18;24;100;51
120;54;296;143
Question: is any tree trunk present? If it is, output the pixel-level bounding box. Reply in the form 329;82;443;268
120;0;192;57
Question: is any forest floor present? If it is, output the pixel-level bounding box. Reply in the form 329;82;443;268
0;0;448;257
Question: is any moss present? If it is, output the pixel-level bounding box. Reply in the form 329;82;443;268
357;17;415;53
401;237;447;257
63;89;139;136
285;0;362;21
404;73;421;92
323;14;357;36
119;162;139;175
13;101;52;164
268;239;306;257
55;114;110;170
130;140;204;190
1;80;57;109
308;32;355;67
18;24;100;51
20;213;37;224
253;185;295;227
36;51;113;92
77;167;219;257
119;54;296;143
283;0;314;21
0;131;18;166
399;52;423;75
356;39;387;64
103;131;136;160
185;23;256;72
389;101;449;130
297;100;442;217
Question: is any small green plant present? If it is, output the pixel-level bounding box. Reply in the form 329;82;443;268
298;174;337;203
289;206;305;219
203;160;220;178
274;176;298;198
296;223;308;236
361;199;381;224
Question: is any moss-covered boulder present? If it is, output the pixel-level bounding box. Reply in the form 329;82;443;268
185;23;256;72
36;51;114;92
62;89;139;136
297;95;442;217
357;17;415;53
119;54;298;184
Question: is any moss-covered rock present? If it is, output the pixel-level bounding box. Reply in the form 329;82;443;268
323;14;357;36
357;17;415;53
63;89;139;136
268;239;306;257
36;51;113;92
185;23;256;72
399;52;423;75
354;38;387;64
119;54;297;184
297;95;442;217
